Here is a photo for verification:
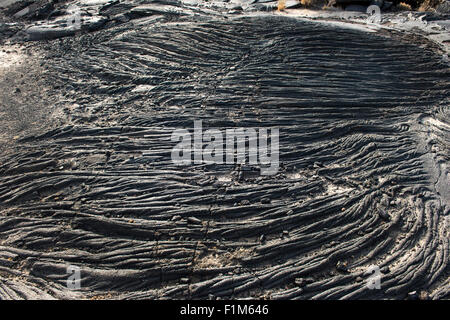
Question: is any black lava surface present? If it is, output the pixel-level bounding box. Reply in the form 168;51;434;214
0;10;449;299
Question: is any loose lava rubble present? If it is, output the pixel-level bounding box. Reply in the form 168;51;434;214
0;0;449;299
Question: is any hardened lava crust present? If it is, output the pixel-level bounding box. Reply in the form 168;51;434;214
0;0;449;299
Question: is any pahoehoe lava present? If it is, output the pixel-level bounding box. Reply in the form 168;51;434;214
0;15;449;299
